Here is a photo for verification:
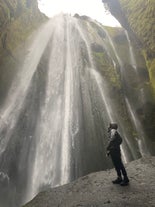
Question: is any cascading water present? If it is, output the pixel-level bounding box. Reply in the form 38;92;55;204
99;27;151;157
125;31;137;72
125;31;151;156
0;15;114;206
93;24;141;160
0;14;154;207
125;98;149;156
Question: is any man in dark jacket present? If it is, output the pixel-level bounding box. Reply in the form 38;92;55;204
107;123;129;186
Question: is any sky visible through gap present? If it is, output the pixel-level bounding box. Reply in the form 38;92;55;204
38;0;121;27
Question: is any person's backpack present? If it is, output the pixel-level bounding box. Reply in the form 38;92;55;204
115;131;122;145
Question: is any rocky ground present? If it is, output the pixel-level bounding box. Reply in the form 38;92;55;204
23;156;155;207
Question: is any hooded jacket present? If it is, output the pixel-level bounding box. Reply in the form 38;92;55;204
107;129;122;155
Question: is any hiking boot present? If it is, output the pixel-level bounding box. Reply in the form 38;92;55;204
120;177;129;186
112;177;122;184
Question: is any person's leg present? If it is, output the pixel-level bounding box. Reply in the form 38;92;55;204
117;158;129;185
118;159;127;177
111;155;122;184
114;161;122;178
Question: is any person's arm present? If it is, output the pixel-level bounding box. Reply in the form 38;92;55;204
106;130;117;151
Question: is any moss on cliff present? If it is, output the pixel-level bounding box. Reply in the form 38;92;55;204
93;51;120;88
0;0;46;61
102;0;155;95
119;0;155;53
145;57;155;92
119;0;155;87
0;0;46;105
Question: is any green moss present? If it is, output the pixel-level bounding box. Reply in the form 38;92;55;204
0;0;46;62
93;51;121;88
0;0;46;106
148;59;155;92
7;10;45;52
141;50;155;95
104;0;155;94
0;2;11;26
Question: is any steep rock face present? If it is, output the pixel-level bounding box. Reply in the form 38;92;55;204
0;0;46;105
0;0;45;57
102;0;155;93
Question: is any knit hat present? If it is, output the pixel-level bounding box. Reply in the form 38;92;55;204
109;123;118;129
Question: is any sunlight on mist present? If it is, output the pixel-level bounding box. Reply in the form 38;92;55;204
38;0;121;27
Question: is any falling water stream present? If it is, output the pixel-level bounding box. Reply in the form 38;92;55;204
0;15;113;206
101;27;151;156
0;15;153;207
125;31;150;156
125;31;137;72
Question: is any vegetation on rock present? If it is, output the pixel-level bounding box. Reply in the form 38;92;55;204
0;0;46;105
102;0;155;94
0;0;46;59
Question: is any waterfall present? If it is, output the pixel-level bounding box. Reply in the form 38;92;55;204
0;20;55;156
106;29;151;157
124;31;151;156
94;24;141;161
0;15;115;206
125;31;137;72
125;30;147;104
125;98;149;156
0;14;152;207
25;14;120;200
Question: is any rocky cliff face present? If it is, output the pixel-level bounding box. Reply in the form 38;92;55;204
102;0;155;93
0;0;45;58
0;0;46;106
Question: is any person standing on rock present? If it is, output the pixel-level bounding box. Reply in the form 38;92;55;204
106;123;129;186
